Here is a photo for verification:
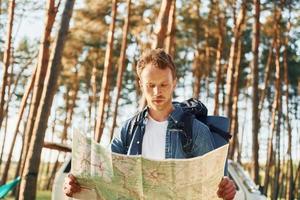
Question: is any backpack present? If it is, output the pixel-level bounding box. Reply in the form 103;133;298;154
125;98;231;157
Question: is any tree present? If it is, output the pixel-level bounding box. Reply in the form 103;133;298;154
165;0;176;57
251;0;260;184
283;7;293;200
19;0;75;198
0;0;15;132
0;66;37;184
110;0;131;141
20;0;60;176
152;0;173;49
263;6;282;196
95;0;117;142
213;0;225;115
224;1;247;120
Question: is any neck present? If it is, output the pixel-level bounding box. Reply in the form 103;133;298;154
148;104;174;122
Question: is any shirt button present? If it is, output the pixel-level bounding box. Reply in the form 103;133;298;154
137;141;140;144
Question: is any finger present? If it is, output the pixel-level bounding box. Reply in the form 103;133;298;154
223;188;236;200
223;180;236;191
218;176;229;188
218;183;235;199
70;184;81;193
64;187;73;197
68;173;78;183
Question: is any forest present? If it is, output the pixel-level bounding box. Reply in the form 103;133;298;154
0;0;299;199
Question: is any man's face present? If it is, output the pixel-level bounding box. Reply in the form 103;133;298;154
139;64;177;112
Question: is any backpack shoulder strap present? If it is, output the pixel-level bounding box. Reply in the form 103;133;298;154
177;111;194;158
125;110;146;152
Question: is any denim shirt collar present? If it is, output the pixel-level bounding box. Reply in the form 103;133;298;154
140;103;185;128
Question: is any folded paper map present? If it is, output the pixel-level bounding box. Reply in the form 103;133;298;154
71;130;229;200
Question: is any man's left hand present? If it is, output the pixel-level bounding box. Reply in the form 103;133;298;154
217;176;236;200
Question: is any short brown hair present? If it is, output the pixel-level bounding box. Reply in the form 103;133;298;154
136;49;176;79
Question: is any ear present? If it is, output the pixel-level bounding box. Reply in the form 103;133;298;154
139;79;144;92
173;78;177;90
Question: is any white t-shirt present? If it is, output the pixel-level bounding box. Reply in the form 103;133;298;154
142;116;168;160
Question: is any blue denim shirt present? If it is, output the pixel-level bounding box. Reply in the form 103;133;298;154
111;104;215;159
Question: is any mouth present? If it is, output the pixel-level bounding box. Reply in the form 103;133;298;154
152;99;165;104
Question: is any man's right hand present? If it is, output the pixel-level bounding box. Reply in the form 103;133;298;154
63;173;81;197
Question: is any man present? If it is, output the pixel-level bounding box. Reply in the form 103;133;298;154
64;49;236;199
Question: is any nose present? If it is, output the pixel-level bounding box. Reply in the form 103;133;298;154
153;86;161;95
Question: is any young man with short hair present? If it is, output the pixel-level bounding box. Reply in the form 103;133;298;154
64;49;236;199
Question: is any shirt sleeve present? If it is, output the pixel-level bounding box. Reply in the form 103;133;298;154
110;120;129;154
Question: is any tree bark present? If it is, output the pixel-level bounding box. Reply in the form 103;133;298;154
1;67;37;184
213;4;225;115
18;0;75;199
294;161;300;199
20;0;59;176
224;1;246;120
110;0;131;141
0;0;15;131
165;0;176;57
263;8;282;195
192;1;202;99
258;40;274;117
228;39;242;160
152;0;173;49
0;50;14;182
251;0;260;185
283;19;293;200
95;0;117;142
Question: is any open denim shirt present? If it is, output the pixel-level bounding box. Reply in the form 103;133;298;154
111;104;216;159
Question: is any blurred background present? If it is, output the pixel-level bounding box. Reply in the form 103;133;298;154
0;0;299;199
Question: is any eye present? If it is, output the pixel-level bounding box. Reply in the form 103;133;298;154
161;83;168;87
147;83;155;88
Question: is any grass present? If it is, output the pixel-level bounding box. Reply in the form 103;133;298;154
4;190;51;200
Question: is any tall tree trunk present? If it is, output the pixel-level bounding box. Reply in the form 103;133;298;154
283;18;293;200
14;88;34;199
192;50;202;99
263;8;282;195
20;0;59;176
272;90;282;200
1;67;37;184
224;1;246;120
0;0;15;131
0;62;12;184
165;0;176;57
19;0;75;199
110;0;131;141
61;70;78;143
152;0;173;49
294;161;300;199
192;1;202;99
229;38;242;155
258;40;274;117
228;39;242;160
90;52;98;132
213;3;225;115
251;0;260;185
95;0;117;142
